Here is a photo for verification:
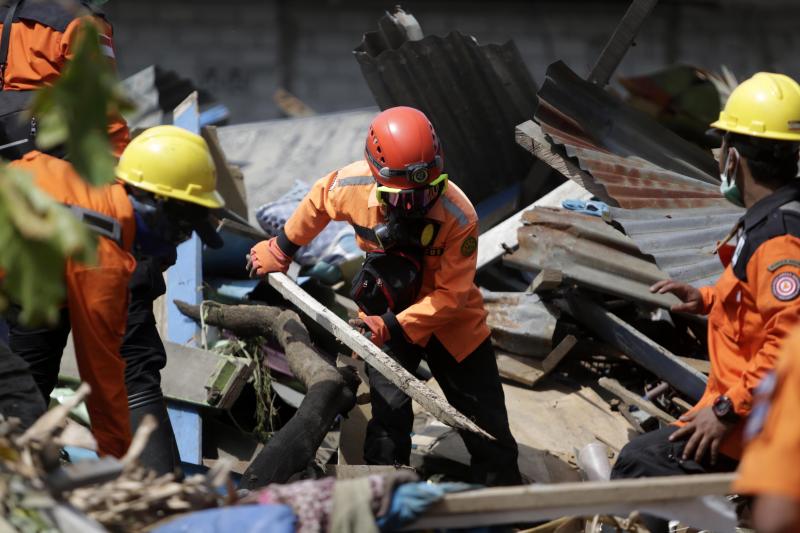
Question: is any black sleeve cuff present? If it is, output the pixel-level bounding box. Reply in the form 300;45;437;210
381;310;404;341
276;228;300;257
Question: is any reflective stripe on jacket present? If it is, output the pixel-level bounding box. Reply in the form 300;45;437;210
0;2;129;155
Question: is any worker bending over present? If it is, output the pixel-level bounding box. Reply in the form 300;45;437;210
248;106;522;486
2;126;224;458
611;73;800;532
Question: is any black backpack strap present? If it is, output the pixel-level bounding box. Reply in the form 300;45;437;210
733;200;800;281
0;0;22;90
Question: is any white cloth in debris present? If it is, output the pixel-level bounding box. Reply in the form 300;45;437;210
255;180;362;267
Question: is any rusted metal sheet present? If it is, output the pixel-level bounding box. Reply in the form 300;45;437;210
523;61;743;287
504;207;680;309
482;290;559;359
608;206;742;287
354;15;543;204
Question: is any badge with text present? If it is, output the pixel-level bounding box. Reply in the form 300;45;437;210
460;236;477;257
772;271;800;301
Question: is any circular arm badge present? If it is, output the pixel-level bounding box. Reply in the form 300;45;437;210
772;271;800;301
460;236;477;257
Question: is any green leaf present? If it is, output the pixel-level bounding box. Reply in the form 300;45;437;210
0;167;97;326
30;22;134;186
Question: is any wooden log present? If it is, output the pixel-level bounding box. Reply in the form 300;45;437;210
598;377;676;425
267;272;493;439
566;293;707;401
175;300;358;489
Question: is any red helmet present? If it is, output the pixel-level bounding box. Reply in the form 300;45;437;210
365;106;444;190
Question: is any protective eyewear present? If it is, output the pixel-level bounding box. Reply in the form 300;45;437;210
375;173;448;213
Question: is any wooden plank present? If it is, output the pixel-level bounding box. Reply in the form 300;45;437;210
496;353;543;387
167;403;202;464
588;0;660;86
497;334;578;388
167;92;203;346
530;269;563;294
202;125;248;219
678;356;711;375
408;473;735;530
566;294;707;401
476;179;590;271
60;338;250;407
267;273;492;439
598;377;676;424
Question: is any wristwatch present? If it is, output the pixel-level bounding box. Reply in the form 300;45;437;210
712;395;740;424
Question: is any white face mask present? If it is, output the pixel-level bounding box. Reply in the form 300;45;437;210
720;147;744;207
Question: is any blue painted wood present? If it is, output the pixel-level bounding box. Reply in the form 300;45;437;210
167;402;203;465
166;92;203;347
165;93;204;464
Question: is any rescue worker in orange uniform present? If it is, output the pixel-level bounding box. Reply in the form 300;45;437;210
735;327;800;533
0;0;129;156
610;73;800;532
3;126;225;457
247;106;522;486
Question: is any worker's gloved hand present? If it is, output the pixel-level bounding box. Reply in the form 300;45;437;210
350;316;390;347
246;238;291;278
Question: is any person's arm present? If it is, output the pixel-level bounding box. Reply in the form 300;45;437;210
65;240;136;458
391;220;478;345
726;236;800;416
248;171;341;277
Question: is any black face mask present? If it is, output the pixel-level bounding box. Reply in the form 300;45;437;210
130;195;194;257
373;210;439;250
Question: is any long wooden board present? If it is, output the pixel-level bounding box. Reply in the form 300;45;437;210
268;272;492;439
409;473;735;530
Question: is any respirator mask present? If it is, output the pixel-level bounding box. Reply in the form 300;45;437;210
719;145;744;207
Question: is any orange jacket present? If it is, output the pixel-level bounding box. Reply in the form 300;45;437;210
11;151;136;457
0;2;129;155
281;160;490;361
734;327;800;501
680;188;800;460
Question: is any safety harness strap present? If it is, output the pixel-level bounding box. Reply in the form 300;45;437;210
0;0;22;90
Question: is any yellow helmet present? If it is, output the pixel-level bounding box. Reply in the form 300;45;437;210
116;125;225;209
711;72;800;142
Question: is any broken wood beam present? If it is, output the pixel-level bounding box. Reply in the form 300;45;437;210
598;377;676;425
175;300;359;488
408;473;735;531
566;293;707;401
542;334;578;375
496;353;543;388
268;272;493;439
530;269;563;294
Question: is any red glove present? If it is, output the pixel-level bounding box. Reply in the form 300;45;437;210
362;315;390;347
247;238;292;278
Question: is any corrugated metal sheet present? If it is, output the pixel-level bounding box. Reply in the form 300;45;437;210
354;27;541;204
525;61;743;286
482;290;559;358
608;206;742;287
217;109;377;227
535;61;719;186
505;207;680;309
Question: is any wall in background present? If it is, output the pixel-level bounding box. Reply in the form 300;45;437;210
104;0;800;124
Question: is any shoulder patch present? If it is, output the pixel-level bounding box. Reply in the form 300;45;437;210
768;259;800;272
460;236;477;257
772;271;800;301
